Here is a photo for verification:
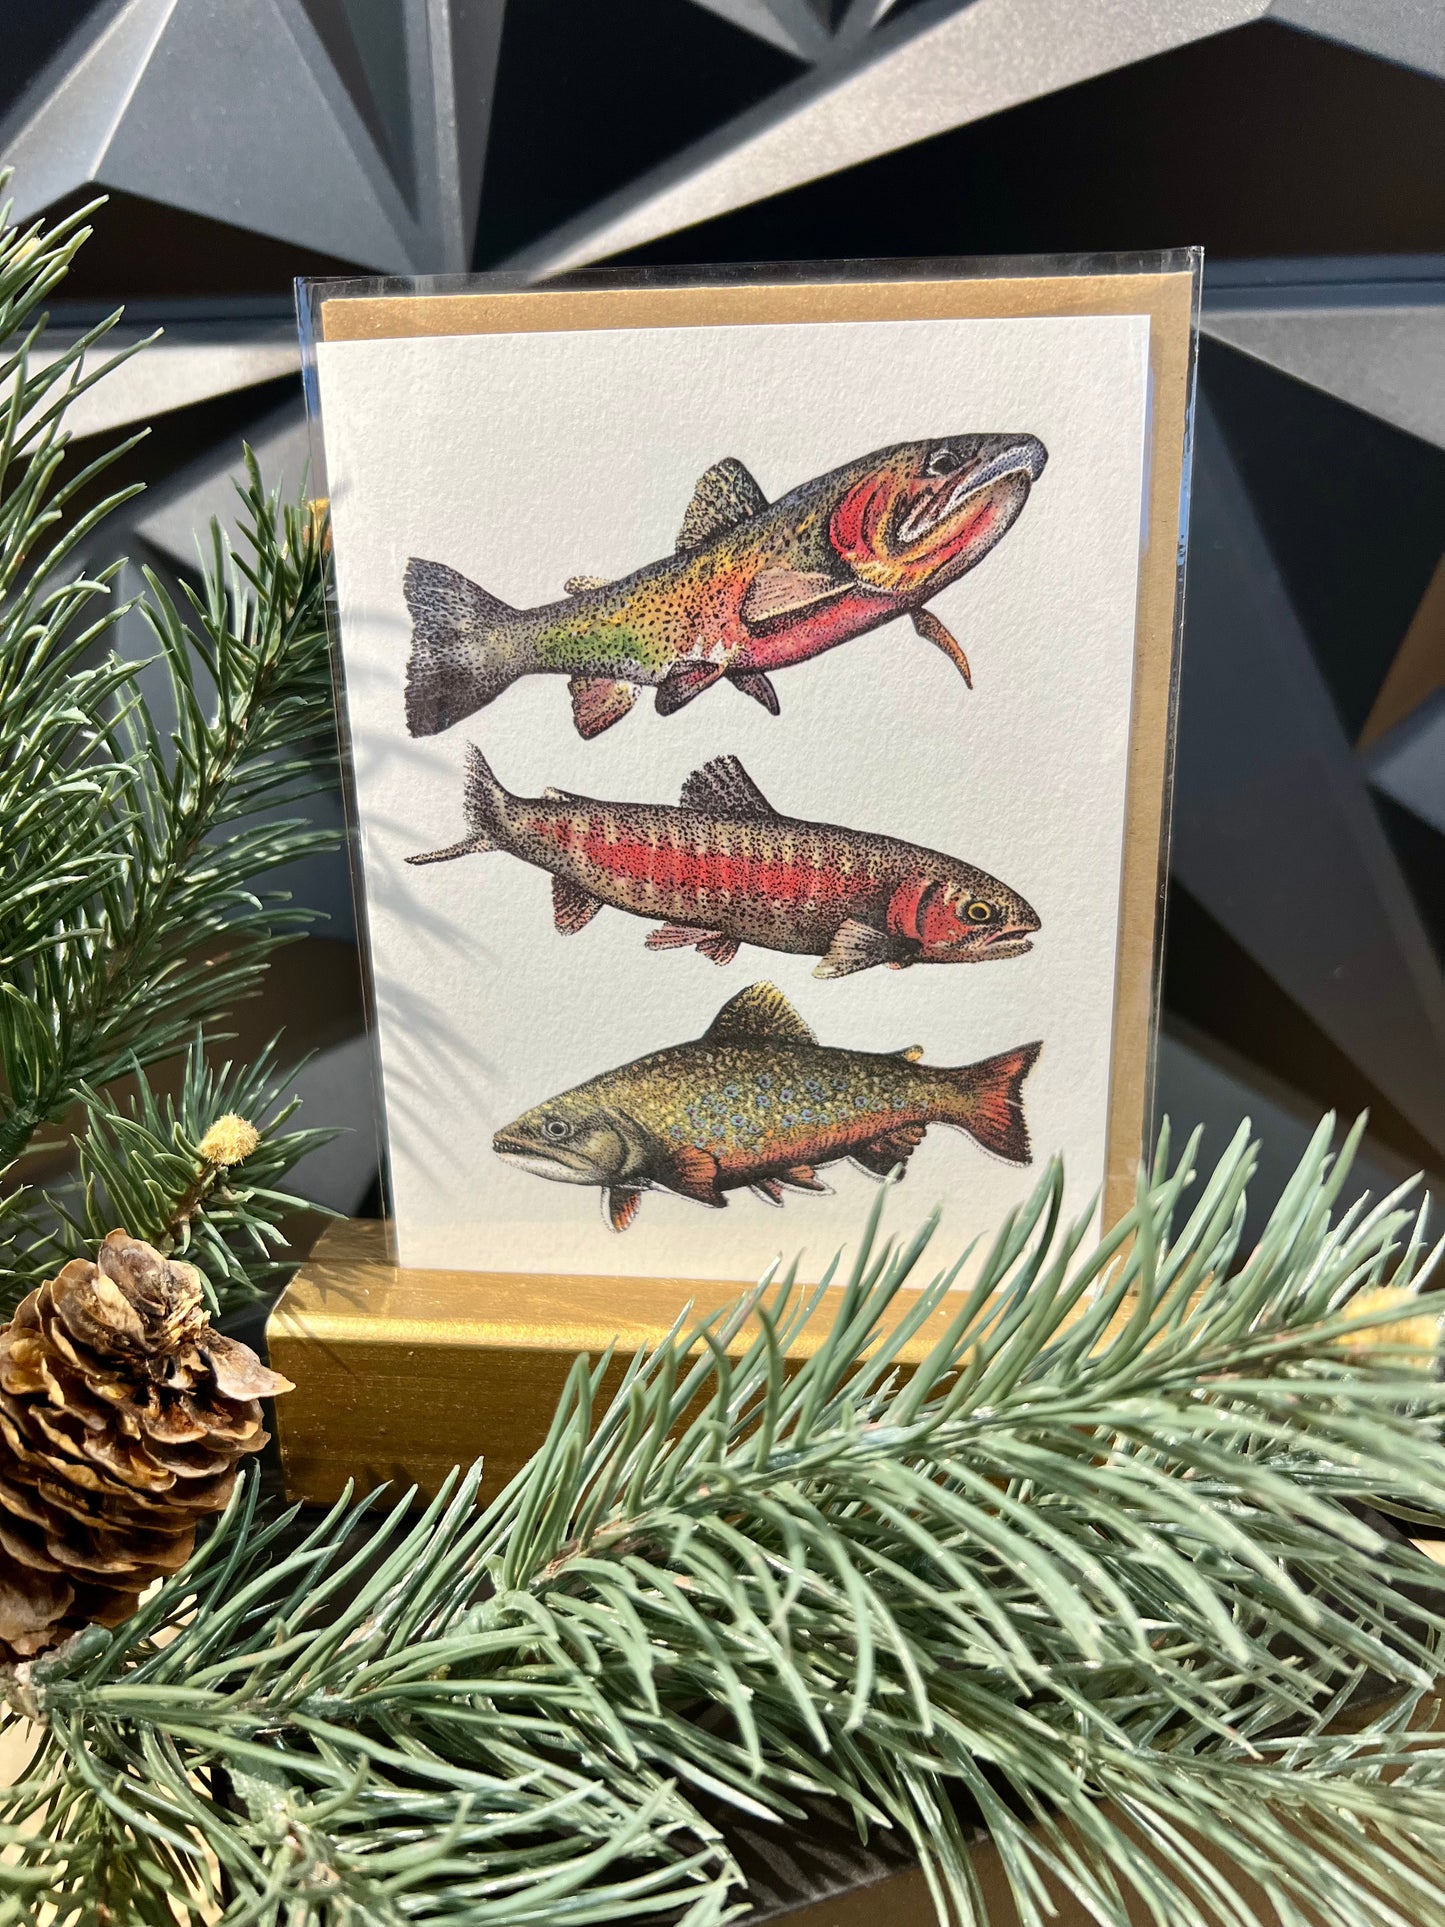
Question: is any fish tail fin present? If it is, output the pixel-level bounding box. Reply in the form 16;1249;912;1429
461;742;511;845
404;558;520;736
405;744;512;867
941;1041;1041;1163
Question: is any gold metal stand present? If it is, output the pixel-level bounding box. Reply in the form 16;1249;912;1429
266;1217;962;1503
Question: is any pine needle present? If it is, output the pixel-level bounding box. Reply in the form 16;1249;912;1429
6;1122;1445;1924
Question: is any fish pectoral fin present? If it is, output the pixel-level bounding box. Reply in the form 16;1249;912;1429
569;676;637;738
679;754;778;817
705;982;816;1045
606;1186;643;1232
813;918;907;980
669;1145;725;1208
676;456;769;550
750;1179;785;1206
655;659;726;716
740;568;849;632
552;874;604;934
778;1165;831;1194
851;1124;928;1179
565;574;611;593
912;607;973;688
730;669;781;715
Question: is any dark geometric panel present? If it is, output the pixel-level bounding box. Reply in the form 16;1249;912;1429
1162;884;1444;1175
1171;388;1445;1162
30;188;363;301
1371;788;1445;975
474;0;803;266
298;0;416;201
5;0;96;101
614;23;1445;267
1362;554;1445;745
1157;1015;1441;1254
1202;339;1445;742
63;373;301;513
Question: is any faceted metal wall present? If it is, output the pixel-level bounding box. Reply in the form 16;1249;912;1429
3;0;1442;1230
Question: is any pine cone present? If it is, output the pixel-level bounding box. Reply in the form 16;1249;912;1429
0;1230;292;1664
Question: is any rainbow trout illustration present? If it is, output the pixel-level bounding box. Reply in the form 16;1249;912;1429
410;750;1039;978
493;982;1040;1231
404;432;1047;740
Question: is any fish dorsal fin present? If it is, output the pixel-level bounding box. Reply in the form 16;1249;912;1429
705;982;815;1046
680;755;777;818
676;457;768;550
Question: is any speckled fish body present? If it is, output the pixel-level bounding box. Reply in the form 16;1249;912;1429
404;432;1047;740
493;983;1040;1231
409;750;1039;977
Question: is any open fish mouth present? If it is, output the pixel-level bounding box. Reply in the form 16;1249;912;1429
979;934;1034;961
895;437;1048;549
959;924;1037;962
493;1138;596;1183
931;929;1035;964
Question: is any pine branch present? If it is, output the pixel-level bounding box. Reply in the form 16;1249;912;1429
0;464;335;1170
0;178;345;1315
6;1121;1445;1924
11;1035;338;1310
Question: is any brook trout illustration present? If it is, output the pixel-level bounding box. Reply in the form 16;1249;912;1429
410;749;1039;978
493;982;1040;1231
404;432;1048;740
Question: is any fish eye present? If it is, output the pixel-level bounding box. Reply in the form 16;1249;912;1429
966;900;993;923
542;1117;574;1140
925;445;962;477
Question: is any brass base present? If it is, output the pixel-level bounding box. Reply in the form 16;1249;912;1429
266;1218;962;1504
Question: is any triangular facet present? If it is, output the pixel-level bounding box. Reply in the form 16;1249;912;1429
1173;387;1445;1163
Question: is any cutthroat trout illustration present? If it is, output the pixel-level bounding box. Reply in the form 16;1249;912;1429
410;749;1039;978
404;432;1048;740
493;982;1040;1231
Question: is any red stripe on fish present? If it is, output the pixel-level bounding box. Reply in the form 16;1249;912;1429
577;824;855;908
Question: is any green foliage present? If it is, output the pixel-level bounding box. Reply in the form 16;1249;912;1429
0;178;342;1313
27;1036;338;1312
5;1121;1445;1925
